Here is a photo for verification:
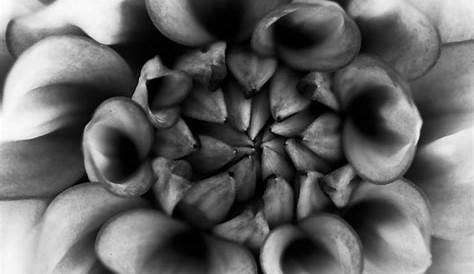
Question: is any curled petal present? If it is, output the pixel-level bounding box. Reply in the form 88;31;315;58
252;0;360;71
6;0;153;56
146;0;288;46
96;208;257;274
260;214;362;274
2;35;134;141
406;0;474;43
33;183;147;273
346;0;440;80
132;56;192;128
334;55;422;183
83;98;154;196
344;179;432;274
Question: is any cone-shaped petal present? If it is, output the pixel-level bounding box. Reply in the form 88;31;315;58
227;155;258;201
271;108;318;137
334;55;422;183
285;138;332;173
260;214;362;274
224;79;252;132
296;171;332;220
248;86;271;140
263;176;294;228
297;71;339;110
83;98;154;196
252;0;360;71
344;179;432;274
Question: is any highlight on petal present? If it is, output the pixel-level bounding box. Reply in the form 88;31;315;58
427;236;474;274
252;0;360;71
146;0;289;46
83;98;155;196
32;183;147;274
344;179;432;274
2;35;135;141
260;214;362;274
6;0;154;56
334;55;422;183
408;41;474;239
406;0;474;43
96;208;257;274
346;0;440;80
0;198;48;274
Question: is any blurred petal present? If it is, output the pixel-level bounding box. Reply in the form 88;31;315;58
408;41;474;239
96;208;257;274
0;132;84;198
427;236;474;274
406;0;474;43
0;198;48;274
410;41;474;144
346;0;440;80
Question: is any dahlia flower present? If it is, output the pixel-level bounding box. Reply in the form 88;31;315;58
0;0;472;273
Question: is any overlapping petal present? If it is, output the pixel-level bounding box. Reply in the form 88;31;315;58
0;35;135;198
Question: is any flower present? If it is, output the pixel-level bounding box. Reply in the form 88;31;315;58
1;0;473;273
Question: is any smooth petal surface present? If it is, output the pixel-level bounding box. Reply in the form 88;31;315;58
260;214;362;274
344;179;432;274
347;0;440;79
334;55;422;183
252;0;360;71
83;98;154;196
427;236;474;274
2;35;134;141
96;209;257;274
6;0;153;56
408;41;474;239
406;0;474;43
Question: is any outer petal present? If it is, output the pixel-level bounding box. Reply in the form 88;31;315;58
0;35;135;198
427;236;474;274
406;0;474;43
408;41;474;239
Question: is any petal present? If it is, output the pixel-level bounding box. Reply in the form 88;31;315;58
0;133;84;198
334;55;422;183
2;35;135;141
410;41;474;144
96;208;257;274
83;98;155;196
252;0;360;71
346;0;440;80
427;236;474;274
0;198;48;274
345;179;432;274
406;0;474;43
6;0;154;56
260;214;362;274
407;129;474;239
408;41;474;239
33;183;147;273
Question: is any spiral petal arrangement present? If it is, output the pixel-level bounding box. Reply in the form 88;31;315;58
1;0;473;273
